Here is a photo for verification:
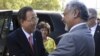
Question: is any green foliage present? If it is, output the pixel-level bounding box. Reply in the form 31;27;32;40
0;0;61;11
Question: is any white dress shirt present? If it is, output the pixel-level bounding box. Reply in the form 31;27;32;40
90;24;97;37
69;22;86;32
22;27;33;44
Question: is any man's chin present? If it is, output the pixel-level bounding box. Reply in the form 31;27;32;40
64;24;69;31
65;26;68;31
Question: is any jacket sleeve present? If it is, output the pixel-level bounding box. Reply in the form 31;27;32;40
34;30;48;56
49;34;75;56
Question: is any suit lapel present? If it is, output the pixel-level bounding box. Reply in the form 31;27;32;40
33;30;39;56
94;25;100;38
16;28;33;55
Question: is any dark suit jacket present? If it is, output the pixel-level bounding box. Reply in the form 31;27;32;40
94;24;100;56
6;28;48;56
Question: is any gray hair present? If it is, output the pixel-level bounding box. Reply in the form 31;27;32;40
66;1;89;21
88;8;97;19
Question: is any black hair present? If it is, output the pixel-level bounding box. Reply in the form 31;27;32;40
17;6;33;23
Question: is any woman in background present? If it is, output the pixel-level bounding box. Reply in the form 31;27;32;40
37;21;56;53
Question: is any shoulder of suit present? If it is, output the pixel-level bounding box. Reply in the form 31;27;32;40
97;24;100;28
8;28;20;38
59;32;72;38
98;24;100;26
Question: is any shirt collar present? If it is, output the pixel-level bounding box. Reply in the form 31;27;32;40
91;24;97;30
22;27;33;39
90;24;97;37
69;22;86;31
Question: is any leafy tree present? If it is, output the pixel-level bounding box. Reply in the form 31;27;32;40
31;0;61;10
0;0;61;11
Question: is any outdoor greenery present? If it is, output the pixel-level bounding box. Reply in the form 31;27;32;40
0;0;61;11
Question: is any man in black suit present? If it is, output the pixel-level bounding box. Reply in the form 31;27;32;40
88;8;100;56
6;6;48;56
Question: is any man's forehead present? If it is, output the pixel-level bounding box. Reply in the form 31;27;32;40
26;11;37;18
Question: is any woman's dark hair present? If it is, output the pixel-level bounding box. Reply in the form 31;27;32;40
37;21;51;36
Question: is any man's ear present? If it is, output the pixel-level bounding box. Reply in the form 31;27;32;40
73;10;79;18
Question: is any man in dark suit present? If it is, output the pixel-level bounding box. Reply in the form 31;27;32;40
88;8;100;56
6;6;48;56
